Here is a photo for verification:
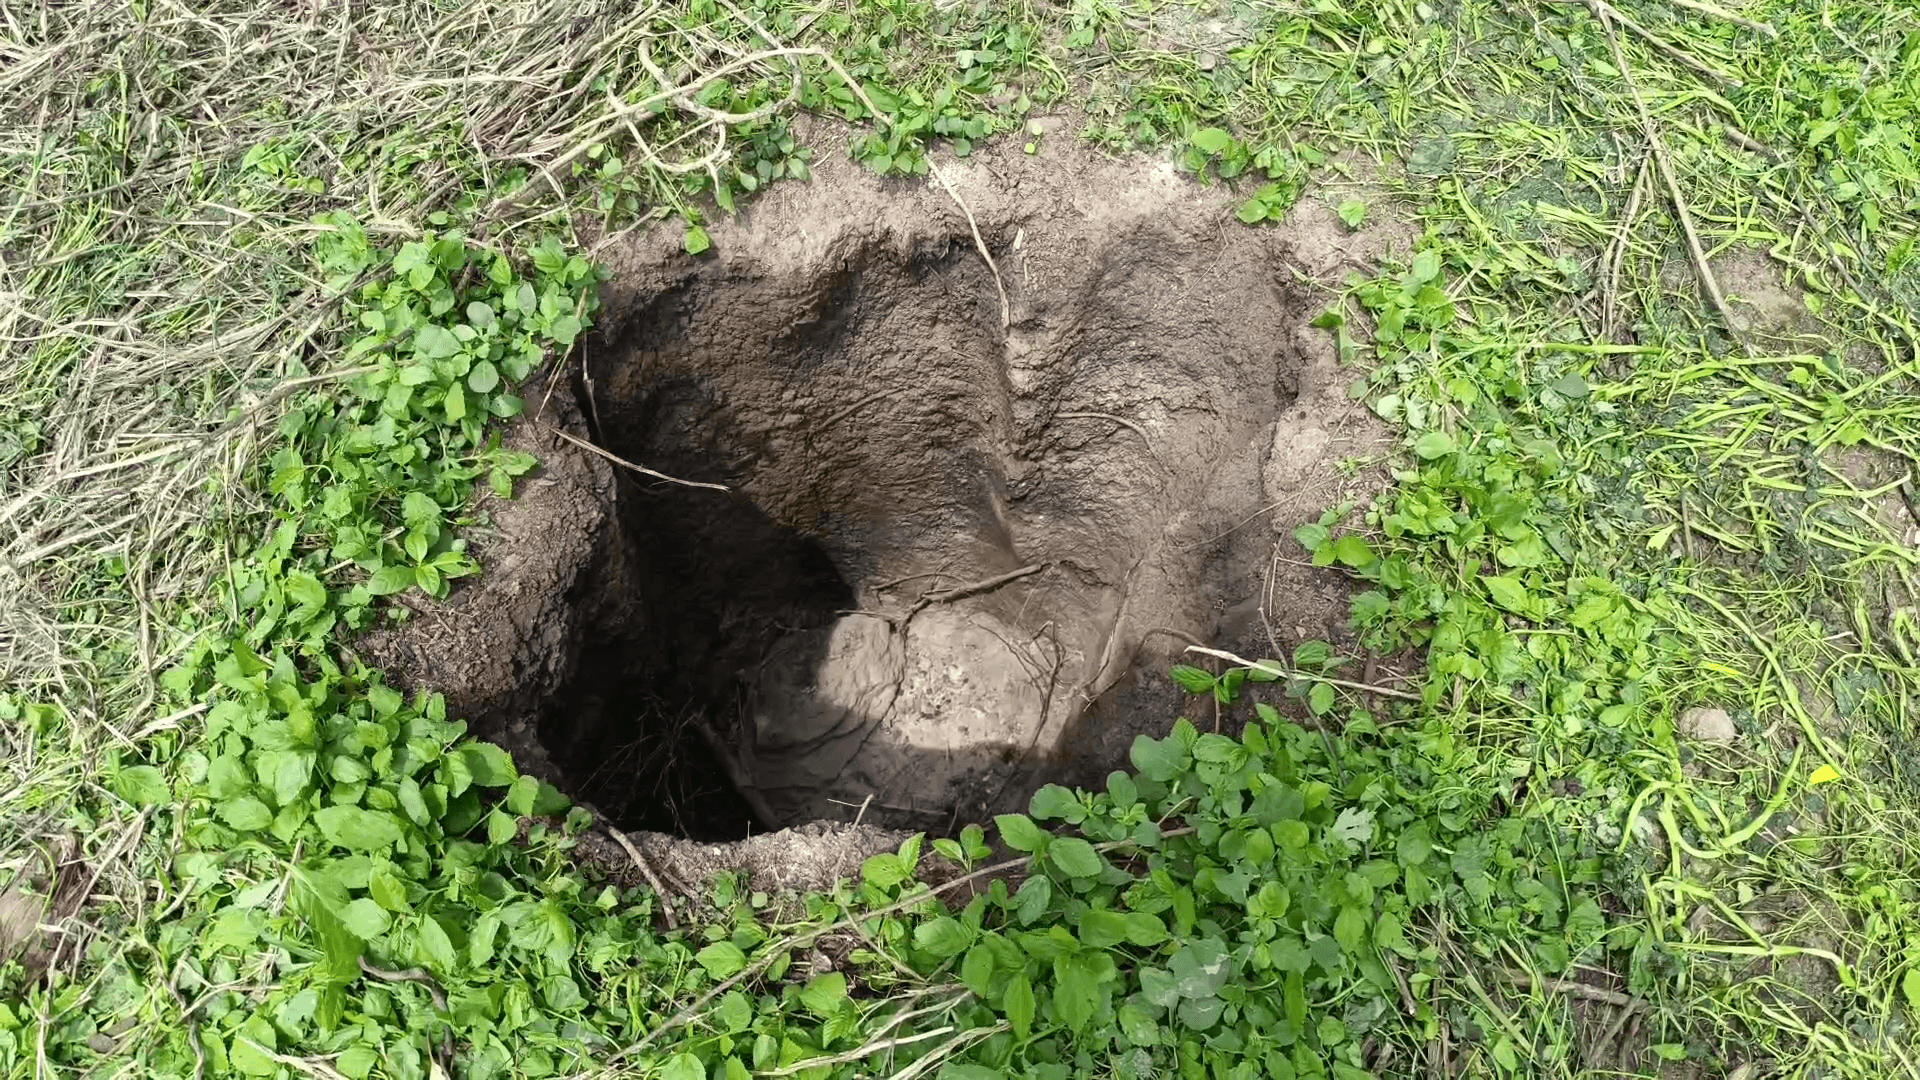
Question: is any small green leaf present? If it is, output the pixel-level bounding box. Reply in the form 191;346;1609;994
684;226;712;255
995;813;1047;853
1331;534;1375;567
365;565;413;596
960;943;995;997
915;916;972;959
313;806;404;850
1483;575;1531;613
220;796;273;832
1807;764;1843;786
697;941;749;978
417;914;456;971
1003;972;1035;1038
1648;1043;1686;1062
460;742;517;786
115;765;169;807
662;1053;704;1080
467;360;501;393
1048;836;1104;878
799;972;847;1017
1413;430;1456;459
1307;681;1336;715
548;314;581;346
1191;127;1234;155
1409;249;1441;284
341;899;390;940
1169;664;1216;694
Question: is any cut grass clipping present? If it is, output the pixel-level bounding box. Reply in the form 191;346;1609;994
5;0;1920;1079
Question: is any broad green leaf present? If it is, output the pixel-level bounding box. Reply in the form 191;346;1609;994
1169;665;1216;694
1170;940;1231;999
459;742;517;786
1307;681;1336;716
960;943;995;997
220;796;273;831
1028;783;1082;822
1409;249;1441;284
1013;874;1052;924
417;914;456;971
684;227;711;255
1413;430;1455;459
1139;966;1179;1008
1129;734;1188;783
365;565;413;596
662;1053;704;1080
341;899;390;940
696;941;749;979
1003;971;1035;1038
1483;575;1531;613
1178;994;1225;1030
1333;905;1368;954
1331;534;1375;567
313;805;404;850
995;813;1047;852
1052;952;1108;1031
1048;837;1104;879
1329;806;1375;851
1192;127;1233;155
115;765;168;807
1076;909;1131;949
914;916;972;959
1123;912;1169;946
413;324;460;359
799;972;846;1017
548;315;582;346
715;991;753;1033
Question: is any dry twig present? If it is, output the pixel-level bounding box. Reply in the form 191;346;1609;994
1595;4;1748;350
928;162;1013;329
607;827;679;929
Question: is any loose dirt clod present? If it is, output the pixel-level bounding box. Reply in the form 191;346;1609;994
367;129;1389;841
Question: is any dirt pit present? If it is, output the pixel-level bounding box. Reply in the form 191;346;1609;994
364;130;1401;849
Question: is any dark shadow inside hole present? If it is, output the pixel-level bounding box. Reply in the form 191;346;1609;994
536;376;853;841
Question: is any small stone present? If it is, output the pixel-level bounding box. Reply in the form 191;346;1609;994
1679;706;1736;743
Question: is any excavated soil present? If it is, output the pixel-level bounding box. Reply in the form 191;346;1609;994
362;124;1407;861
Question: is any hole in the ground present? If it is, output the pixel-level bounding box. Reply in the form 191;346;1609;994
366;146;1360;843
540;375;857;840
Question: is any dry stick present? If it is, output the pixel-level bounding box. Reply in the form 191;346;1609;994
1578;0;1738;88
928;162;1013;330
1597;4;1747;352
1602;155;1652;341
1182;644;1424;702
1505;969;1647;1010
357;958;454;1070
612;828;1195;1062
539;423;730;492
607;827;678;929
1664;0;1777;37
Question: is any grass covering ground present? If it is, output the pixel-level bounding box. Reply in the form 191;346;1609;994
3;0;1920;1077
